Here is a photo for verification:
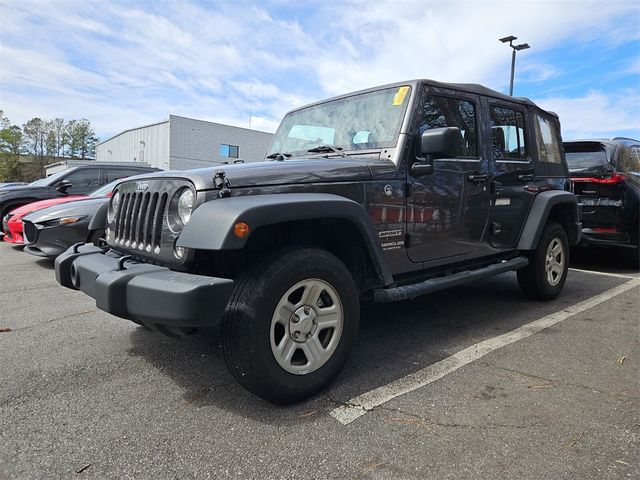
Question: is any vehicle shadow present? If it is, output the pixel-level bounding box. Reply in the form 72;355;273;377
35;258;55;270
570;246;639;274
126;271;618;425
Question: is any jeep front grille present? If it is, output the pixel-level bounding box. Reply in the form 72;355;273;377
114;191;168;252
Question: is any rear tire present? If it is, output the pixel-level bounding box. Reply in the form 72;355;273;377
517;222;569;301
221;248;359;404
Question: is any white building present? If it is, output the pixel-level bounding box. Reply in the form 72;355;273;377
96;115;274;170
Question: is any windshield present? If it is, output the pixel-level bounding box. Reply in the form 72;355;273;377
89;179;119;197
267;85;411;157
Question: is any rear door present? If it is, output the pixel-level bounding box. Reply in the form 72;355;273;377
485;102;537;248
406;87;491;262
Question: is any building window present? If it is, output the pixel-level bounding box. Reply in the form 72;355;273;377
220;144;239;158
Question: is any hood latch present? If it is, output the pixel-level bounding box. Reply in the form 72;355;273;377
214;170;231;198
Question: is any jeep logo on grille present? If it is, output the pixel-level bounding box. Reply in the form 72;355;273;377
136;183;149;192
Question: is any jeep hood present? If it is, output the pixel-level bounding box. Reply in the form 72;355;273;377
128;157;396;191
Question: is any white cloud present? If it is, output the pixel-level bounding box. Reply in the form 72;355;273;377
0;0;638;141
536;89;640;139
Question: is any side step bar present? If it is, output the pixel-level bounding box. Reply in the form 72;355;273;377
373;256;529;303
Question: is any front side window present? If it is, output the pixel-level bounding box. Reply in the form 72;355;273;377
64;168;102;192
267;85;411;157
420;96;478;157
490;106;528;160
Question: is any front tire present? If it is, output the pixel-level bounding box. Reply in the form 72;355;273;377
517;222;569;300
221;248;360;404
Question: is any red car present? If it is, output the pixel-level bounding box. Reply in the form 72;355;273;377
2;178;123;245
2;195;87;244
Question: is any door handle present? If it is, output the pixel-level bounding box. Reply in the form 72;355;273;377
467;173;490;184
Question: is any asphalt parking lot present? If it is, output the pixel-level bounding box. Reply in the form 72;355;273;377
1;243;638;479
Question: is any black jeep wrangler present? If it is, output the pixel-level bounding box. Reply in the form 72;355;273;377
55;80;580;404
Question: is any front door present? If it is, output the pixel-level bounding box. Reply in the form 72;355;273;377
406;89;491;263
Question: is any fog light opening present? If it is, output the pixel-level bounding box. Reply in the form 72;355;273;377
70;263;79;289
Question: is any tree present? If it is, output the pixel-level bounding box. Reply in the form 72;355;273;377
0;111;23;181
50;118;65;157
23;117;48;170
66;118;98;159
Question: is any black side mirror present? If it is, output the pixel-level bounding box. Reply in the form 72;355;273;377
421;127;462;158
56;179;73;193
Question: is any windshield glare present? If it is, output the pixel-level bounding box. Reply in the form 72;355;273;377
267;85;411;157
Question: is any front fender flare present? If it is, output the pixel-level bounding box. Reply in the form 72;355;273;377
88;201;109;232
177;193;393;286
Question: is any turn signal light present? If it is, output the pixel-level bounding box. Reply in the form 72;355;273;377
234;222;250;238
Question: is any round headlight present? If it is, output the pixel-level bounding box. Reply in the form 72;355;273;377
108;191;120;223
177;189;194;224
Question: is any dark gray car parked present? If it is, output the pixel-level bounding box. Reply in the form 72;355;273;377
22;181;118;258
55;79;580;404
0;164;160;233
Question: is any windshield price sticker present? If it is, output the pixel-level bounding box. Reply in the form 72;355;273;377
392;86;410;106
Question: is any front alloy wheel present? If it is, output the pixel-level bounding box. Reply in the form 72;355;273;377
222;248;359;404
271;279;344;375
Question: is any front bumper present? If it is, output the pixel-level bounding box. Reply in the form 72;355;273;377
55;244;235;331
3;217;24;244
23;219;89;258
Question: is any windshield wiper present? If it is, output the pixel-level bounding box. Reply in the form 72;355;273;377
307;144;346;157
266;152;292;161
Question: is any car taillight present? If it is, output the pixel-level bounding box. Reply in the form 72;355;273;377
571;174;626;184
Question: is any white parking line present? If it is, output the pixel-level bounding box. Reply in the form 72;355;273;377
569;268;637;279
330;276;640;425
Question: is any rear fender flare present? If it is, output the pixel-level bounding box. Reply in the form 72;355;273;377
517;190;580;250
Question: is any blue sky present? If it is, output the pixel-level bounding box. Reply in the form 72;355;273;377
1;0;639;142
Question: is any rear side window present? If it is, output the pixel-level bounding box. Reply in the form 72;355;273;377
420;96;478;157
490;106;528;160
533;114;562;164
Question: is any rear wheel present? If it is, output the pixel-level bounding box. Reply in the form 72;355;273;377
517;221;569;300
221;248;359;404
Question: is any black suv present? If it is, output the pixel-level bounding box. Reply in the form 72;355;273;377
55;80;580;403
0;164;160;234
564;138;640;262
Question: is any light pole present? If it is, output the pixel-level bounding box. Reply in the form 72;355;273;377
499;35;530;96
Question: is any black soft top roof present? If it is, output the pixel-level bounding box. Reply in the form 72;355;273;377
290;79;558;119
